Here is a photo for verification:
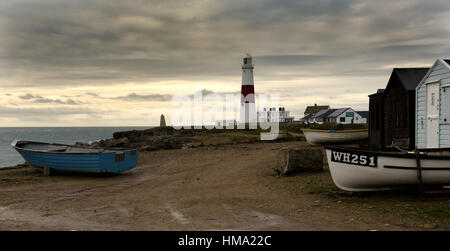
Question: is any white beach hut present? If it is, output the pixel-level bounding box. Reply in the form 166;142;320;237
416;59;450;149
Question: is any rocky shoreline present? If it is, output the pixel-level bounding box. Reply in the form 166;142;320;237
74;126;303;152
75;126;184;151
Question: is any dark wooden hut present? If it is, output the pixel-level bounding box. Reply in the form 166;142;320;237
368;68;429;150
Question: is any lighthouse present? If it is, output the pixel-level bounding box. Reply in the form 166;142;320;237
239;53;257;125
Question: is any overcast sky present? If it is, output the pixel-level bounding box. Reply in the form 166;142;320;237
1;0;449;126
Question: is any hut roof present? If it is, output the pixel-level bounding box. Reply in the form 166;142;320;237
368;89;385;97
387;68;429;91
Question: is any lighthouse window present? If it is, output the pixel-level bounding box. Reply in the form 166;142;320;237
244;58;247;64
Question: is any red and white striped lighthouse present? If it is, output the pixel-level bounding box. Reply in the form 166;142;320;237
240;53;257;124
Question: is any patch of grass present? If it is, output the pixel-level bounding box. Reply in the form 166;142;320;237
231;136;251;143
422;207;450;221
306;182;339;194
241;128;271;135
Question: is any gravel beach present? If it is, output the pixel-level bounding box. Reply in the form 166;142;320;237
0;132;449;230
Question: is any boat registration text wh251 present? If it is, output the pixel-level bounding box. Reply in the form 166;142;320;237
330;149;378;168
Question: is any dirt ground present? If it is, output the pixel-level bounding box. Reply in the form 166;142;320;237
1;138;449;230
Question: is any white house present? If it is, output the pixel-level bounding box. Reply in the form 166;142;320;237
416;59;450;149
257;106;294;123
303;108;367;124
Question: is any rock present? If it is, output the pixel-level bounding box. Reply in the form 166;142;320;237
74;126;186;152
275;147;323;175
160;114;166;127
113;126;175;140
113;137;129;147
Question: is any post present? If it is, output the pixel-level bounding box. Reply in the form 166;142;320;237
43;167;53;176
415;150;424;195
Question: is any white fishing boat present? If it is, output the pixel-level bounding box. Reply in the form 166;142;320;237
302;129;368;145
325;146;450;191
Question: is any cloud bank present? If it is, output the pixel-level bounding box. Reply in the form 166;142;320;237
0;0;449;125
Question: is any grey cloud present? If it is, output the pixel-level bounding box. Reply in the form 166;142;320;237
194;89;240;96
1;0;449;88
19;93;43;100
111;89;241;102
0;104;97;117
1;0;450;125
17;93;82;105
32;97;81;105
86;92;98;97
113;93;173;102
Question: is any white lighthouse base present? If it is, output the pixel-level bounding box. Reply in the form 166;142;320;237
239;103;257;129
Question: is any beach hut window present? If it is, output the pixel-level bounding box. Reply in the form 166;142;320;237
442;87;450;123
115;152;125;162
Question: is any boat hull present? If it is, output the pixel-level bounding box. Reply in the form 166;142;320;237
12;141;138;174
325;146;450;191
302;129;368;145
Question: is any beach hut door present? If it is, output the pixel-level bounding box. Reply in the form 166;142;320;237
426;83;440;148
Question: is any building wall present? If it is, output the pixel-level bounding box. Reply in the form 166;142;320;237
369;93;385;149
257;108;294;123
416;60;450;148
335;108;365;124
381;78;416;149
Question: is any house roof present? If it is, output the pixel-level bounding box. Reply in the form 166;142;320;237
304;108;367;120
316;109;337;119
328;108;350;118
356;111;369;119
386;68;429;91
304;105;330;115
313;109;331;118
302;112;315;120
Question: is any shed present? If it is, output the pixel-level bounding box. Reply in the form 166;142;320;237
368;89;385;149
368;68;429;150
415;59;450;149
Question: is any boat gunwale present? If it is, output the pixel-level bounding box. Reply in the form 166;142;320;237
301;129;368;133
324;146;450;160
11;140;137;155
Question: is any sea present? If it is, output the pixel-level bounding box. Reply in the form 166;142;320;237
0;127;150;168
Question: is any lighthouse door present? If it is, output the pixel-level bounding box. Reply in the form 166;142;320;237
426;82;440;148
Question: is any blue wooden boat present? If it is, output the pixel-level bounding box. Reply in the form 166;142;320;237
11;140;138;174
